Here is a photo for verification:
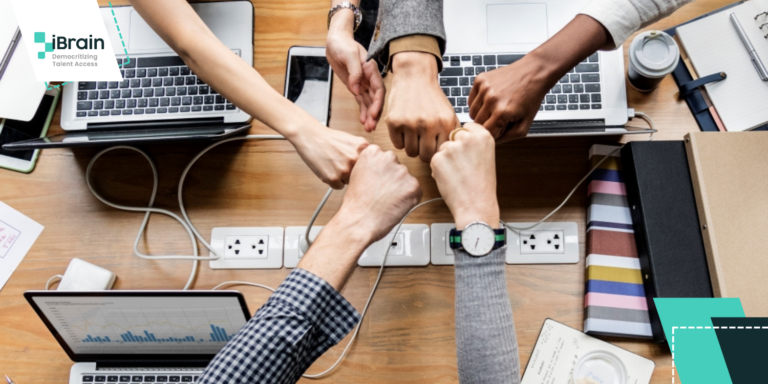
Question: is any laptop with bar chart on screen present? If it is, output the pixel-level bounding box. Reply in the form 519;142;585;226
24;290;251;384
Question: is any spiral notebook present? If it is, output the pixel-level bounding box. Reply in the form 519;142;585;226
677;0;768;132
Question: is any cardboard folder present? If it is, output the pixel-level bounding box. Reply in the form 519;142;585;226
684;132;768;316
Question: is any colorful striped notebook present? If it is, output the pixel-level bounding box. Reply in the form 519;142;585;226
584;145;652;338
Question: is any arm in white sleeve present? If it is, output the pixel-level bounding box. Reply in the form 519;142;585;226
580;0;695;48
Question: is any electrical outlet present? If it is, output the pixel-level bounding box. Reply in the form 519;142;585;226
209;227;284;269
430;223;456;265
358;224;430;267
284;226;324;268
224;235;269;258
519;230;564;254
505;222;578;264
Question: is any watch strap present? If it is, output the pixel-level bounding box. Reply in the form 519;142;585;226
449;228;506;250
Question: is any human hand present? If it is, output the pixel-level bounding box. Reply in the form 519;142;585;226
469;53;560;142
327;12;385;132
338;145;422;243
431;123;499;229
386;51;457;162
291;125;369;189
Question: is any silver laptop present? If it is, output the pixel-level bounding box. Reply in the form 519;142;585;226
443;0;650;137
4;1;253;150
25;290;251;384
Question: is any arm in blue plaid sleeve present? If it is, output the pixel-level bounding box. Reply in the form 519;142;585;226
198;268;361;384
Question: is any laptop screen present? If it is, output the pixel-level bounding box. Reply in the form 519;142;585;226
25;291;251;362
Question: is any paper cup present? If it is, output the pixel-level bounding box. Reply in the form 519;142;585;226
627;31;680;92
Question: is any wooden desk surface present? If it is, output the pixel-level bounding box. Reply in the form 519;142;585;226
0;0;727;382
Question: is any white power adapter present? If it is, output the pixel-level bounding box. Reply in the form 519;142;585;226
57;258;117;291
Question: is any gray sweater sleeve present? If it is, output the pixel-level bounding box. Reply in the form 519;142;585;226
366;0;446;66
454;247;521;384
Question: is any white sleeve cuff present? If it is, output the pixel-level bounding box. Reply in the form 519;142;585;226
579;0;643;49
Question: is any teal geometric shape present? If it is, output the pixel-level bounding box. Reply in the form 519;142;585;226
38;51;45;59
34;32;45;43
655;298;745;384
45;42;53;52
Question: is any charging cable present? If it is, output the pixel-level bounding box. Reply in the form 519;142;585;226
83;135;284;289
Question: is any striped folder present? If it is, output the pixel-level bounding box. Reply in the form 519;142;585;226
584;145;652;338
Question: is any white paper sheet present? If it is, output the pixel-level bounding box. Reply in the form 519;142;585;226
522;319;655;384
0;201;44;291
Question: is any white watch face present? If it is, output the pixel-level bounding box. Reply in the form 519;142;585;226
461;222;495;256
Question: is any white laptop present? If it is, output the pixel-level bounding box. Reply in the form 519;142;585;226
25;290;251;384
442;0;651;137
4;1;254;150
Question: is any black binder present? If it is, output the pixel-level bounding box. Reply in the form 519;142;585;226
620;141;713;344
665;2;768;132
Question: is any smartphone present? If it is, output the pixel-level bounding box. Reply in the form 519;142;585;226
284;46;333;126
0;88;59;173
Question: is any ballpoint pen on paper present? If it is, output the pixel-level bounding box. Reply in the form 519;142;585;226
5;374;14;384
0;27;21;82
730;12;768;81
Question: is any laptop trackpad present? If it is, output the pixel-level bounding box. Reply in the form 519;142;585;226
487;4;548;45
129;10;171;51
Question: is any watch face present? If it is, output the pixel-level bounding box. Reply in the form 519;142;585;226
460;222;495;256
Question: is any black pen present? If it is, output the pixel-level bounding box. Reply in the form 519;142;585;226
0;27;21;82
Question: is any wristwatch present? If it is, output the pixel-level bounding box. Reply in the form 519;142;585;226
449;221;506;257
327;2;363;32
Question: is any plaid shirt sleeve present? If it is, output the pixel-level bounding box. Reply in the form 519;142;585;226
198;268;361;384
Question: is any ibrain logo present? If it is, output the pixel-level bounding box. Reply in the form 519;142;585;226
34;31;105;59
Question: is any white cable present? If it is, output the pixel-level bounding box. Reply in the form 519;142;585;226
45;274;63;290
211;280;276;292
85;135;285;289
302;187;334;253
504;111;655;232
302;197;443;379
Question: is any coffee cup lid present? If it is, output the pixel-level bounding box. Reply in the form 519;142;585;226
630;31;680;77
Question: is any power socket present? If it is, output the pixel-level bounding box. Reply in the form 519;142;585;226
506;222;578;264
519;230;564;254
209;227;284;269
284;226;324;268
430;223;456;265
357;224;430;267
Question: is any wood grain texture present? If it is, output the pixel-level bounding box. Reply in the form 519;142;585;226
0;0;727;382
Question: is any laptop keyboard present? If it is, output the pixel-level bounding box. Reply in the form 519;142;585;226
81;374;200;383
75;56;237;118
439;53;602;114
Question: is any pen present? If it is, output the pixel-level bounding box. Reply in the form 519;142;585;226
730;12;768;81
5;374;14;384
0;27;21;82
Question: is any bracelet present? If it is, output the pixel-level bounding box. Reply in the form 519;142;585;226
328;2;363;32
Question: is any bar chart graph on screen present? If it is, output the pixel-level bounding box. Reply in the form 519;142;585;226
31;295;248;354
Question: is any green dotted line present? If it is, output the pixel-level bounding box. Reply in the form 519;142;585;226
44;2;130;91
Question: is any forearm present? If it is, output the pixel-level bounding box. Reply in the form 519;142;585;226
129;0;316;140
297;207;373;291
580;0;694;48
454;248;520;384
527;14;611;87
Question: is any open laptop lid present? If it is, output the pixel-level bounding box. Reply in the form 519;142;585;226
24;290;251;365
2;121;250;150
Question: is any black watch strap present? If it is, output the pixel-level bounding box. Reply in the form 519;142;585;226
448;228;506;250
